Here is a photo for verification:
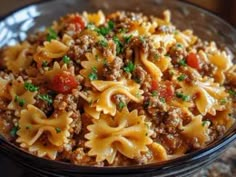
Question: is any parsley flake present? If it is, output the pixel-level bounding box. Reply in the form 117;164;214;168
124;61;135;73
98;40;108;47
38;94;53;104
14;96;25;107
177;74;187;81
160;97;166;103
175;92;190;101
42;61;48;67
62;55;70;64
10;126;20;137
113;36;123;54
228;89;236;96
124;35;133;44
47;28;58;42
220;98;227;105
88;67;98;81
118;101;126;110
24;82;39;92
152;90;158;97
55;127;61;133
179;59;187;66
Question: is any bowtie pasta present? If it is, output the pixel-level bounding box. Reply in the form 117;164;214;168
0;10;235;166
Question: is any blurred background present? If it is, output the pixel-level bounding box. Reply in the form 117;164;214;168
0;0;236;27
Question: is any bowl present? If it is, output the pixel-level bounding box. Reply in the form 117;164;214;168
0;0;236;176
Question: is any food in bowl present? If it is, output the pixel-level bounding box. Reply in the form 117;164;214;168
0;10;235;166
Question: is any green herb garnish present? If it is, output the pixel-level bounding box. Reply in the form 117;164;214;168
38;94;53;104
14;96;25;107
10;126;20;137
179;59;187;66
124;61;135;73
175;92;190;101
113;36;123;54
176;43;183;48
160;97;166;103
118;101;126;110
55;127;61;133
139;36;145;43
152;91;158;97
124;35;133;44
220;98;227;105
88;67;98;81
24;82;39;92
42;61;48;67
108;20;115;30
62;55;71;64
47;28;58;41
98;40;108;47
177;74;187;81
202;121;210;127
228;89;236;96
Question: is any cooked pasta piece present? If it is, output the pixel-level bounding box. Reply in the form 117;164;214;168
85;108;153;164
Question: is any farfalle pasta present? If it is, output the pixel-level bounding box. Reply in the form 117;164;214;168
0;10;235;166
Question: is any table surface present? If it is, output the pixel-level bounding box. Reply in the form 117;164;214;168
0;0;235;177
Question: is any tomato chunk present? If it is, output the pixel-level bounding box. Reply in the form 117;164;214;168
151;80;159;91
69;15;85;31
160;82;174;102
51;72;78;93
187;53;200;70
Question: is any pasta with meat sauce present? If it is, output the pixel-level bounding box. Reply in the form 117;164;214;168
0;10;235;166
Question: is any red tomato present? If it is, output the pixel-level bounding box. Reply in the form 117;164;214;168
186;53;200;70
151;80;159;90
69;15;85;31
51;72;78;93
160;82;174;102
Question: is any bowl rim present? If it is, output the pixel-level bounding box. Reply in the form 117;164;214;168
0;0;236;173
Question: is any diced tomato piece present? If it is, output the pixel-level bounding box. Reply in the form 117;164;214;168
151;80;159;90
69;15;85;31
51;72;78;93
160;82;174;102
186;53;200;70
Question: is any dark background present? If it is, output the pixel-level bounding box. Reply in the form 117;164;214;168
0;0;235;177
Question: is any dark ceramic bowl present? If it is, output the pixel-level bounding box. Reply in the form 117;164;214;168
0;0;236;176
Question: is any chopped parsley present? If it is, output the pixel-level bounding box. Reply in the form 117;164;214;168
10;126;20;137
119;28;128;33
55;127;61;133
220;98;227;105
228;89;236;96
113;36;123;54
95;20;115;36
124;35;133;44
175;92;190;101
160;97;166;103
152;90;158;97
176;43;183;48
124;61;135;73
42;61;48;67
118;101;126;110
177;74;187;81
144;100;151;109
202;120;210;127
179;59;187;66
139;36;145;43
86;22;96;30
98;40;108;47
38;94;53;104
108;20;115;30
47;28;58;41
14;96;25;107
154;53;160;60
88;67;98;81
24;82;39;92
62;55;70;64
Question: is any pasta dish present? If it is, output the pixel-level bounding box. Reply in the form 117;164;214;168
0;10;235;166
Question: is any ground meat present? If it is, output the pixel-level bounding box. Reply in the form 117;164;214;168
112;94;128;111
132;66;147;84
200;63;217;77
146;96;168;118
169;44;187;66
102;56;124;81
